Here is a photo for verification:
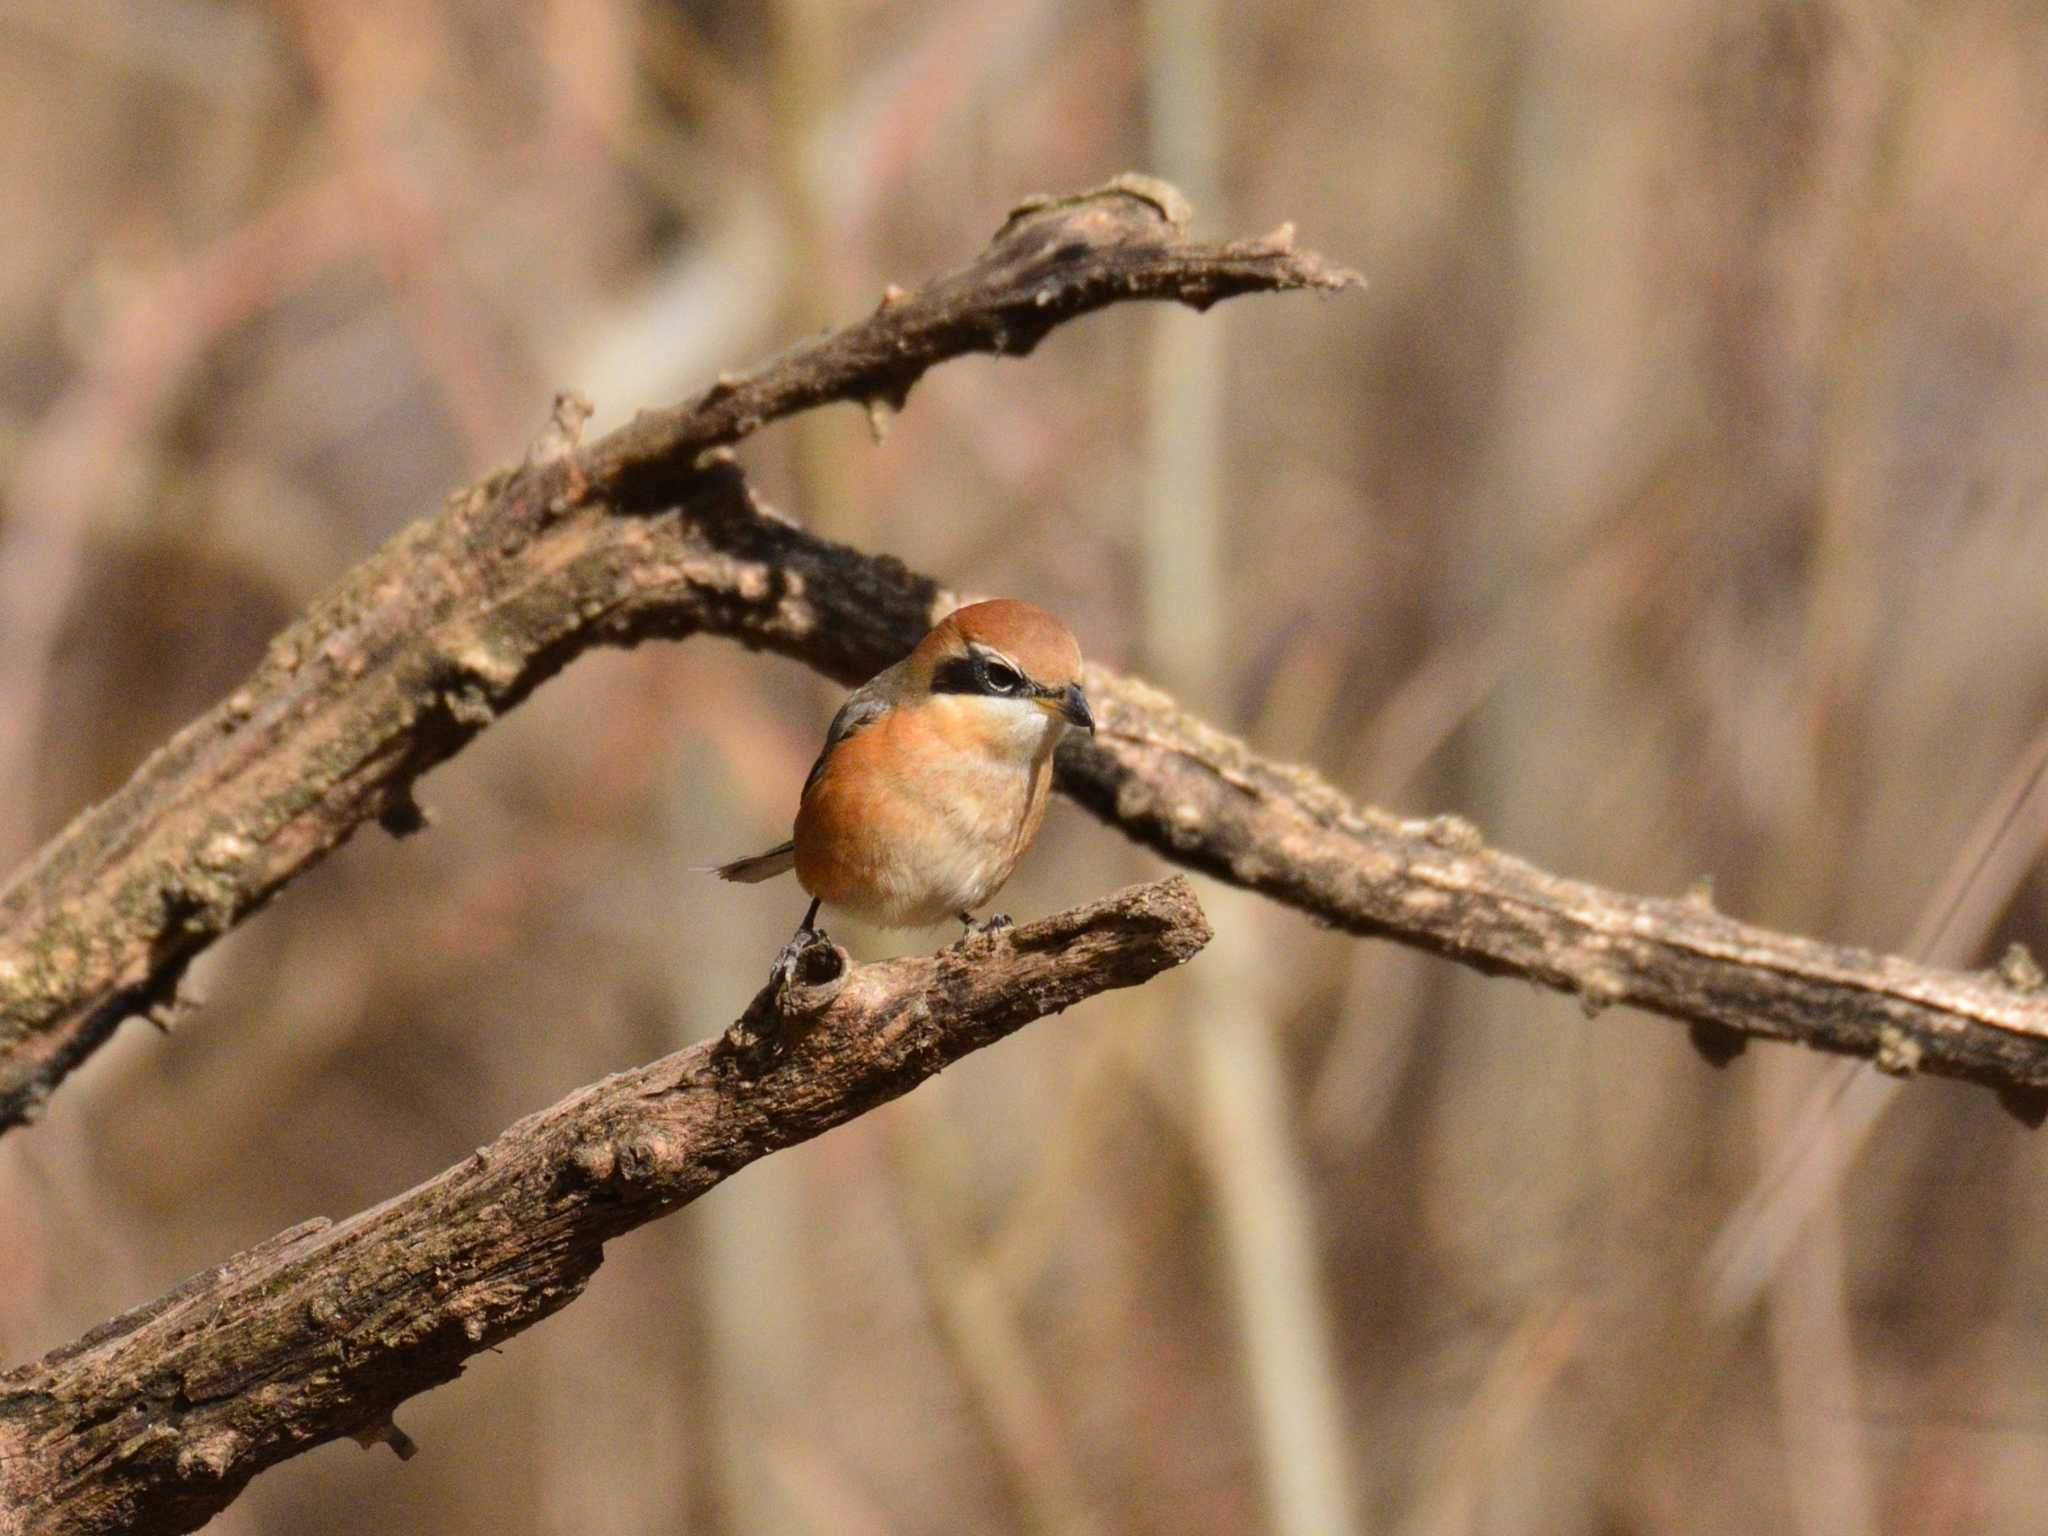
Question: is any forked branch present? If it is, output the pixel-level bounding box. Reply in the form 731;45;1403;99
0;176;1351;1131
1;169;2042;1144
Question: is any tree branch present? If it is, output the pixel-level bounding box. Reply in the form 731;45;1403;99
4;170;2044;1138
0;878;1212;1536
574;474;2048;1106
0;176;1351;1131
580;175;1335;498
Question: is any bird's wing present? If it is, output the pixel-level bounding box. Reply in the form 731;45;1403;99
802;678;895;801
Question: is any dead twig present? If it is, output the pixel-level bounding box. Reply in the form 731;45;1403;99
0;176;1350;1131
4;171;2043;1136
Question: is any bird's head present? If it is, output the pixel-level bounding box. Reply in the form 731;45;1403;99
914;599;1095;740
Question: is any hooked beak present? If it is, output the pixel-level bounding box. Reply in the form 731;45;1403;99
1043;682;1095;734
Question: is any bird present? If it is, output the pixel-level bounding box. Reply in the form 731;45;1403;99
712;599;1095;949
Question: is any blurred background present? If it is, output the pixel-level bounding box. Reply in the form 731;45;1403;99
5;1;2048;1532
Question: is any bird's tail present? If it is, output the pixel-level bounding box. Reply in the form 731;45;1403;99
708;841;797;883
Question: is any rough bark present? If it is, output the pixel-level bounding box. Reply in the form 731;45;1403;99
0;878;1211;1536
0;175;1352;1131
627;487;2048;1103
2;174;2044;1137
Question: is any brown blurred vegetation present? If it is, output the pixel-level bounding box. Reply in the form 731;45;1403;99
6;1;2048;1532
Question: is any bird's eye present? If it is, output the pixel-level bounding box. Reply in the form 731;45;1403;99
982;660;1023;693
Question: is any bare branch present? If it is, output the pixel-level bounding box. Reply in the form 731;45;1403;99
0;878;1212;1536
3;169;2042;1138
0;177;1351;1131
1056;705;2048;1104
581;485;2048;1103
582;175;1353;498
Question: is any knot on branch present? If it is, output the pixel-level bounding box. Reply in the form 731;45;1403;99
569;1125;705;1188
1998;942;2045;992
174;1430;242;1482
714;933;850;1076
349;1415;418;1461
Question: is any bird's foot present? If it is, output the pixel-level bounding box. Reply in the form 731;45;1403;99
772;922;832;986
717;925;846;1076
959;911;1014;938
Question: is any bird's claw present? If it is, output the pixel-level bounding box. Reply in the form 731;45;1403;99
960;912;1014;938
772;924;831;985
717;925;846;1077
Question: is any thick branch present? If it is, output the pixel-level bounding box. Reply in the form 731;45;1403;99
0;176;1350;1131
587;492;2048;1102
4;169;2043;1132
0;878;1211;1536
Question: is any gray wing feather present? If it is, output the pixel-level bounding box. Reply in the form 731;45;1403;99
802;680;894;800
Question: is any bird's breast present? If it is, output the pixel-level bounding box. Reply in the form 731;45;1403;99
792;703;1059;928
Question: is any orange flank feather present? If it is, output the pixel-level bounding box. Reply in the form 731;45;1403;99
794;698;1058;928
